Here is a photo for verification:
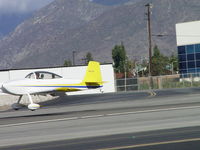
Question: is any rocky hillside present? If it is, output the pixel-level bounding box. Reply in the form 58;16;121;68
0;0;200;69
0;0;109;68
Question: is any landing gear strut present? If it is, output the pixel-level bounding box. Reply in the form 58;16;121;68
27;94;40;111
12;94;40;111
12;95;23;110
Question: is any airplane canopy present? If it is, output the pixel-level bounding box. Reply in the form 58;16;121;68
25;71;62;79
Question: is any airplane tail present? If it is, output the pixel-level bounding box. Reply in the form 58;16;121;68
82;61;103;85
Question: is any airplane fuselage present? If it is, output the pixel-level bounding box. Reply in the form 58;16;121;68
2;78;101;95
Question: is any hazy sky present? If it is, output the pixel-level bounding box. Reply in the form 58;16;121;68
0;0;54;14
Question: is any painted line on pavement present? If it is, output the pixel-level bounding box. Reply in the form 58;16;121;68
98;137;200;150
148;91;157;97
1;105;200;128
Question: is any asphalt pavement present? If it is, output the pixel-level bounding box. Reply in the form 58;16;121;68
0;88;200;149
1;127;200;150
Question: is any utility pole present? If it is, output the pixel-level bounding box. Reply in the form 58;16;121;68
72;51;76;66
145;3;153;77
145;3;153;89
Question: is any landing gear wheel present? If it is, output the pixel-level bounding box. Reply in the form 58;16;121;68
100;89;104;93
28;103;40;111
12;103;22;110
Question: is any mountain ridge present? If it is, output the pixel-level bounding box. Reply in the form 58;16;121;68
0;0;200;69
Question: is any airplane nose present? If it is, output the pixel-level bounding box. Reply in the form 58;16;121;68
0;85;3;93
1;84;6;92
2;81;21;95
1;83;9;93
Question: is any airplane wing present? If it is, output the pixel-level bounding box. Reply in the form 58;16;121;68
34;90;66;97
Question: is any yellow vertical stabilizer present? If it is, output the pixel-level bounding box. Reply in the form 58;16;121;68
83;61;102;84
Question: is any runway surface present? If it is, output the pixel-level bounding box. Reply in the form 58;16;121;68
2;127;200;150
1;87;200;149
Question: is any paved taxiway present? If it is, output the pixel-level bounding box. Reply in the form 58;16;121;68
1;88;200;149
3;127;200;150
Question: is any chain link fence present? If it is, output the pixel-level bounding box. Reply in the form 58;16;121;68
116;73;200;92
116;78;138;91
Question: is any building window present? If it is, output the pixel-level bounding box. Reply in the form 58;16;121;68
178;54;186;61
188;68;196;73
178;43;200;77
179;62;187;69
196;61;200;67
195;53;200;60
186;45;194;54
195;44;200;53
180;69;187;74
197;68;200;73
178;46;186;54
187;61;195;68
187;54;195;61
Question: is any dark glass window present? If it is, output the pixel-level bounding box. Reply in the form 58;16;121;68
180;69;187;74
196;61;200;67
187;61;195;68
197;68;200;77
181;74;189;78
178;54;186;61
179;62;187;69
187;54;195;61
195;72;200;77
195;53;200;60
188;68;196;73
178;46;185;54
195;44;200;53
186;45;194;54
197;68;200;72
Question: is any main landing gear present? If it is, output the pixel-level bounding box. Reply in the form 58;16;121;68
12;95;23;110
12;94;40;111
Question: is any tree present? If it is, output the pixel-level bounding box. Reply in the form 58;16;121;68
63;60;72;67
151;45;170;76
169;53;178;74
82;52;94;65
86;52;93;64
112;42;127;73
134;58;148;77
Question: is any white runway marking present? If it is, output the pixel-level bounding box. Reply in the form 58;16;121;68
1;105;200;128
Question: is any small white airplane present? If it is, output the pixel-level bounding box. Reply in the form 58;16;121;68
1;61;104;111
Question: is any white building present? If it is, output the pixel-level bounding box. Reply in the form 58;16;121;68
176;21;200;77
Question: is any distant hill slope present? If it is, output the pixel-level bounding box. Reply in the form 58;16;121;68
0;0;200;69
0;0;109;69
92;0;130;5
